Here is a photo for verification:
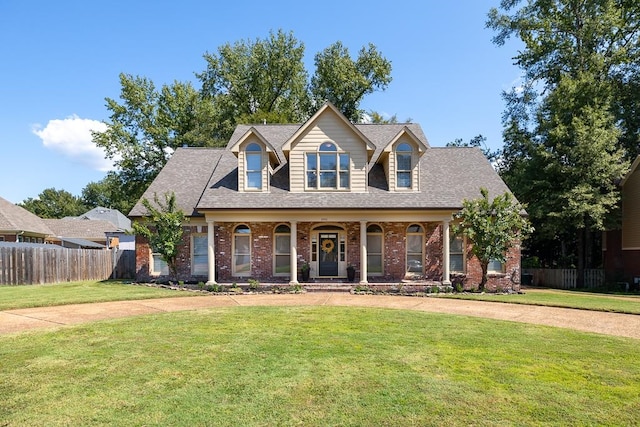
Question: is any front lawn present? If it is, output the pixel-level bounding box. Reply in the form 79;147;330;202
441;287;640;314
0;280;193;310
1;306;638;426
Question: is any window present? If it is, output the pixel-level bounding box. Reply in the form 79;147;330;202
406;224;424;273
245;143;263;190
0;236;4;242
396;143;413;189
306;142;350;190
274;224;290;275
192;235;208;276
450;233;464;273
152;253;169;275
488;259;504;273
233;225;251;276
367;224;383;275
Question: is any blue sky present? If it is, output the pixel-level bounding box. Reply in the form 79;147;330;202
0;0;522;204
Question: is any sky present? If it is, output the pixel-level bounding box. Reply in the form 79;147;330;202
0;0;523;204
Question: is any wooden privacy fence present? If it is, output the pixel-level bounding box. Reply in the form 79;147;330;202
522;268;605;289
0;246;136;285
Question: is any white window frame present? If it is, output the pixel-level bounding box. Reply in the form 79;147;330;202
367;224;384;276
406;224;424;274
450;233;465;273
273;224;291;276
245;143;263;191
233;224;251;277
396;142;413;189
191;234;208;276
151;253;169;276
488;259;505;274
305;142;350;190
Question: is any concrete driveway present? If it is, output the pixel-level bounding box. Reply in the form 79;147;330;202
1;293;639;339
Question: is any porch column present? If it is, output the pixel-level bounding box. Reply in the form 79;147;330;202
289;220;298;285
360;220;368;284
206;219;216;285
442;220;451;285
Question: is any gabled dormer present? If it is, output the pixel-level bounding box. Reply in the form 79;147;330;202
377;127;428;192
229;127;281;192
281;102;376;193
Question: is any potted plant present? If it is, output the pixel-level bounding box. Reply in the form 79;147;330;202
300;262;310;282
346;264;356;282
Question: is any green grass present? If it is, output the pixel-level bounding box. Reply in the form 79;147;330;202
1;306;638;426
0;280;193;310
442;288;640;314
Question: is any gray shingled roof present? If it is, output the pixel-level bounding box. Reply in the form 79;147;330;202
129;148;226;217
43;219;119;240
195;146;511;210
130;122;512;217
77;207;132;230
0;196;53;235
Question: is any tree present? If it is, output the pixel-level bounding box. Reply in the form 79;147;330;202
94;31;393;214
310;41;392;122
81;172;138;215
92;73;220;212
487;0;639;276
19;188;87;219
453;188;532;292
131;192;185;280
197;29;309;140
446;134;501;163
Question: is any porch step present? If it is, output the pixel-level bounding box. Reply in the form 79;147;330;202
303;282;354;292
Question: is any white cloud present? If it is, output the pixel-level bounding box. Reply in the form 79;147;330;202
32;115;115;171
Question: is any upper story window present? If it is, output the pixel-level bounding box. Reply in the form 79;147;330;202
306;142;350;190
245;143;263;190
396;143;413;189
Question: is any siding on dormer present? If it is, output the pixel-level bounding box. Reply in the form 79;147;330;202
289;113;369;193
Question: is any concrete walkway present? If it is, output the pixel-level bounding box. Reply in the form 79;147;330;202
1;293;639;339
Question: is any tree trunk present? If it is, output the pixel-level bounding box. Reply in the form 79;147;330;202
479;261;488;292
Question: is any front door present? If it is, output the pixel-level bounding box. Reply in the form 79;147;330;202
318;233;338;276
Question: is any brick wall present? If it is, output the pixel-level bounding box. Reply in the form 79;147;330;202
135;220;522;291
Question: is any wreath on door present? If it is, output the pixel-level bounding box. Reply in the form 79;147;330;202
321;239;335;254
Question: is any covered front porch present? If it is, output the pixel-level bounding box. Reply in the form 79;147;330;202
200;209;457;286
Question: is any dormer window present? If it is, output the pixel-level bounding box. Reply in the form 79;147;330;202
306;142;350;190
245;143;263;190
396;143;413;189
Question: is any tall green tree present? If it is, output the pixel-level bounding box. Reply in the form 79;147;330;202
93;30;392;215
487;0;639;278
446;134;501;163
310;42;392;122
197;29;309;140
453;188;532;291
92;74;219;211
81;172;138;215
19;188;87;219
131;192;185;280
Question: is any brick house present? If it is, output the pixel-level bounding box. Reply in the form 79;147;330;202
0;196;52;243
130;103;522;291
603;155;640;288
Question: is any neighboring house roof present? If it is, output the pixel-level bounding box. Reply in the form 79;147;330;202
76;207;132;230
56;237;106;249
43;219;119;241
0;196;53;235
